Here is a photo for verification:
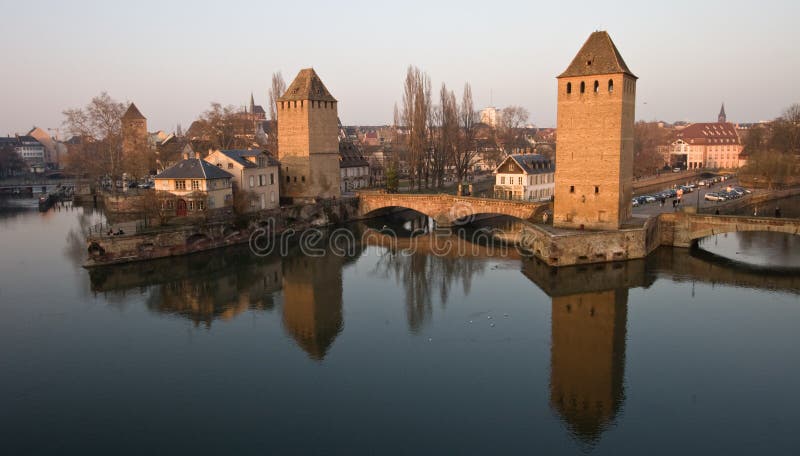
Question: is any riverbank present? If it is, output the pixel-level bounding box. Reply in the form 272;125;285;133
84;198;360;267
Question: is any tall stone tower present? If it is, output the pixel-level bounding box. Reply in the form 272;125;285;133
277;68;341;203
553;31;636;230
121;103;148;168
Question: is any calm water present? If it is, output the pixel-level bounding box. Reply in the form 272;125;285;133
1;203;800;455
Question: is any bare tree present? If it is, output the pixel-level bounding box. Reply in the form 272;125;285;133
267;72;286;155
453;82;478;186
401;66;432;191
195;103;252;150
62;92;126;180
633;121;670;177
497;105;530;153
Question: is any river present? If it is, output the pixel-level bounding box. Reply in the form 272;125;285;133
1;201;799;455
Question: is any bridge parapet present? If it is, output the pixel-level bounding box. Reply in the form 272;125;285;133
659;212;800;247
356;192;551;224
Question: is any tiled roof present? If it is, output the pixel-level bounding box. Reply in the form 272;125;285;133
676;122;740;145
155;158;233;180
218;149;280;168
496;154;554;175
558;31;636;79
279;68;337;102
122;103;146;120
0;137;20;147
339;141;368;168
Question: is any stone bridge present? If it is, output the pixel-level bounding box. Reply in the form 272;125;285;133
661;212;800;248
357;192;551;225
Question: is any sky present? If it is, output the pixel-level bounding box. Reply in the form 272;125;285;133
1;0;799;136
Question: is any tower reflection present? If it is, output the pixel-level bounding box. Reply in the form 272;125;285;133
523;259;652;444
280;252;345;361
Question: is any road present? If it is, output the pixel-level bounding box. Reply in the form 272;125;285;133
632;178;755;216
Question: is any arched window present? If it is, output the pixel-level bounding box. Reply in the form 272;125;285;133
566;82;572;94
593;80;599;93
580;81;585;93
608;79;614;93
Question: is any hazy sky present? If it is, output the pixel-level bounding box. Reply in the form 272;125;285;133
2;0;799;136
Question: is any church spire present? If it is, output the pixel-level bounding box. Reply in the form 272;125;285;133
718;103;727;123
249;93;256;114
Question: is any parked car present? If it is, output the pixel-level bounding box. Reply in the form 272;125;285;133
644;195;657;203
632;198;640;207
705;192;725;202
673;168;681;173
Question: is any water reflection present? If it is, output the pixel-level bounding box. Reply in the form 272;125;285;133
281;251;347;360
523;259;652;445
697;232;800;269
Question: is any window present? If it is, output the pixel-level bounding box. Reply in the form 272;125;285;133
608;79;614;93
188;201;195;211
249;176;255;188
175;180;186;190
270;191;275;203
301;175;305;183
594;80;599;93
501;176;505;185
293;176;297;183
259;175;264;186
270;173;274;185
595;186;599;194
208;197;215;208
570;185;575;193
228;163;233;169
518;177;522;185
566;82;572;94
580;81;585;93
191;180;199;190
197;200;205;210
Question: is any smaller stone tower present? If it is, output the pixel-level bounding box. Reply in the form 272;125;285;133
121;103;147;164
277;68;341;203
718;103;727;123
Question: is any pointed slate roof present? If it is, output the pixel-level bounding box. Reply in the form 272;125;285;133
278;68;337;102
558;31;636;79
155;157;233;180
122;103;146;120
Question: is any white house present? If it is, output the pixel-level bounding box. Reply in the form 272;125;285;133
493;153;555;201
206;149;280;211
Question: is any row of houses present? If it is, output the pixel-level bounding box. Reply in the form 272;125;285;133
151;141;370;217
0;127;67;173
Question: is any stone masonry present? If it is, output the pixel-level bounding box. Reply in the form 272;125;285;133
277;68;341;203
554;31;636;230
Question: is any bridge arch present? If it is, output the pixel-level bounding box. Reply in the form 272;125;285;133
684;215;800;246
357;192;551;226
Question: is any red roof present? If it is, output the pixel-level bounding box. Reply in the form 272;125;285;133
675;122;740;146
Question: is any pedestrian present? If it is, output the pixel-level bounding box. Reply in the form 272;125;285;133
775;207;782;218
672;199;677;209
715;209;720;215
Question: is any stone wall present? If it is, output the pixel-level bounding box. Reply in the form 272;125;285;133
277;100;341;201
553;74;636;230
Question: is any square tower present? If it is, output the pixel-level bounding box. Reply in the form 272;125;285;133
277;68;341;203
121;103;148;174
553;31;636;230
